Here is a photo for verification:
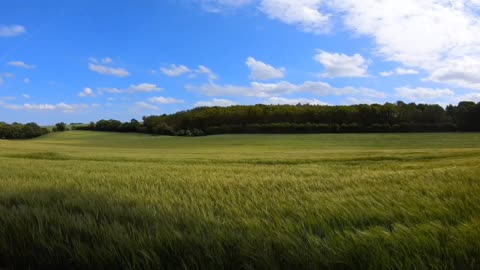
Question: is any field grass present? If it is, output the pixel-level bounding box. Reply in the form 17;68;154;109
1;131;480;269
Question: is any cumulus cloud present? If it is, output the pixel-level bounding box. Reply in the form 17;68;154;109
246;57;285;80
314;50;369;78
259;0;329;33
330;0;480;90
202;0;480;90
395;87;455;101
149;96;184;104
160;64;192;77
8;61;35;69
79;87;95;97
195;98;236;107
267;97;328;105
426;57;480;90
0;25;26;37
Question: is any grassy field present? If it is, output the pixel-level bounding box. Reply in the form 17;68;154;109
1;131;480;269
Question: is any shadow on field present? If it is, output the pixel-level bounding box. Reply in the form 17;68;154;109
0;188;329;270
0;188;479;270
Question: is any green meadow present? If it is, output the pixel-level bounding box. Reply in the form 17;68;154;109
1;131;480;269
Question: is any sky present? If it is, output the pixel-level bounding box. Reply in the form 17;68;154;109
1;0;480;124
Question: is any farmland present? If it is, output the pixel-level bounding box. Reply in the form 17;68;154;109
1;131;480;269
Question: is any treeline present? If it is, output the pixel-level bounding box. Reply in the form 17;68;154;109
74;101;480;136
0;122;49;139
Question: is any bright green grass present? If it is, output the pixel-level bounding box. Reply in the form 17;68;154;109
1;131;480;269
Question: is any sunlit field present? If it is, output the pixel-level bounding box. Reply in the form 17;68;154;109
1;131;480;269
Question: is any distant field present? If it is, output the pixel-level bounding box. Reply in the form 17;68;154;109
1;131;480;269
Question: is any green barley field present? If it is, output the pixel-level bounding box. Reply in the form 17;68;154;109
1;131;480;269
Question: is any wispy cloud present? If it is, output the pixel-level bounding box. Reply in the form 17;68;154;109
135;101;160;111
195;98;236;107
149;96;184;104
1;102;92;113
188;80;378;98
89;63;130;77
160;64;192;77
380;68;419;77
99;83;163;94
8;61;35;69
0;25;26;37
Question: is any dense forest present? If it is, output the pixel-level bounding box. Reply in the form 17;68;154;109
1;101;479;139
74;101;480;136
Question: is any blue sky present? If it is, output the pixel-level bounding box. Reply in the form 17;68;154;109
1;0;480;124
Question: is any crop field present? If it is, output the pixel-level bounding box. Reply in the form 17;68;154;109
1;131;480;269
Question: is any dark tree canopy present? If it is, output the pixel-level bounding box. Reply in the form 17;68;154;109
0;122;49;139
74;101;480;136
53;122;67;132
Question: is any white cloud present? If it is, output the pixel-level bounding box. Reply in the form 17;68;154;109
129;83;163;93
395;87;455;101
88;63;130;77
189;80;378;98
259;0;329;34
380;71;394;77
149;96;184;104
246;57;285;80
135;101;160;111
22;94;30;99
195;98;236;107
0;25;26;37
330;0;480;90
396;68;420;75
2;102;90;113
314;50;368;78
427;57;480;90
380;67;420;77
455;93;480;103
8;61;35;69
195;65;218;80
160;64;192;77
79;87;95;97
99;83;163;94
267;97;328;105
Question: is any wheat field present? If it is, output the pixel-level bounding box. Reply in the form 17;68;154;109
1;132;480;269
